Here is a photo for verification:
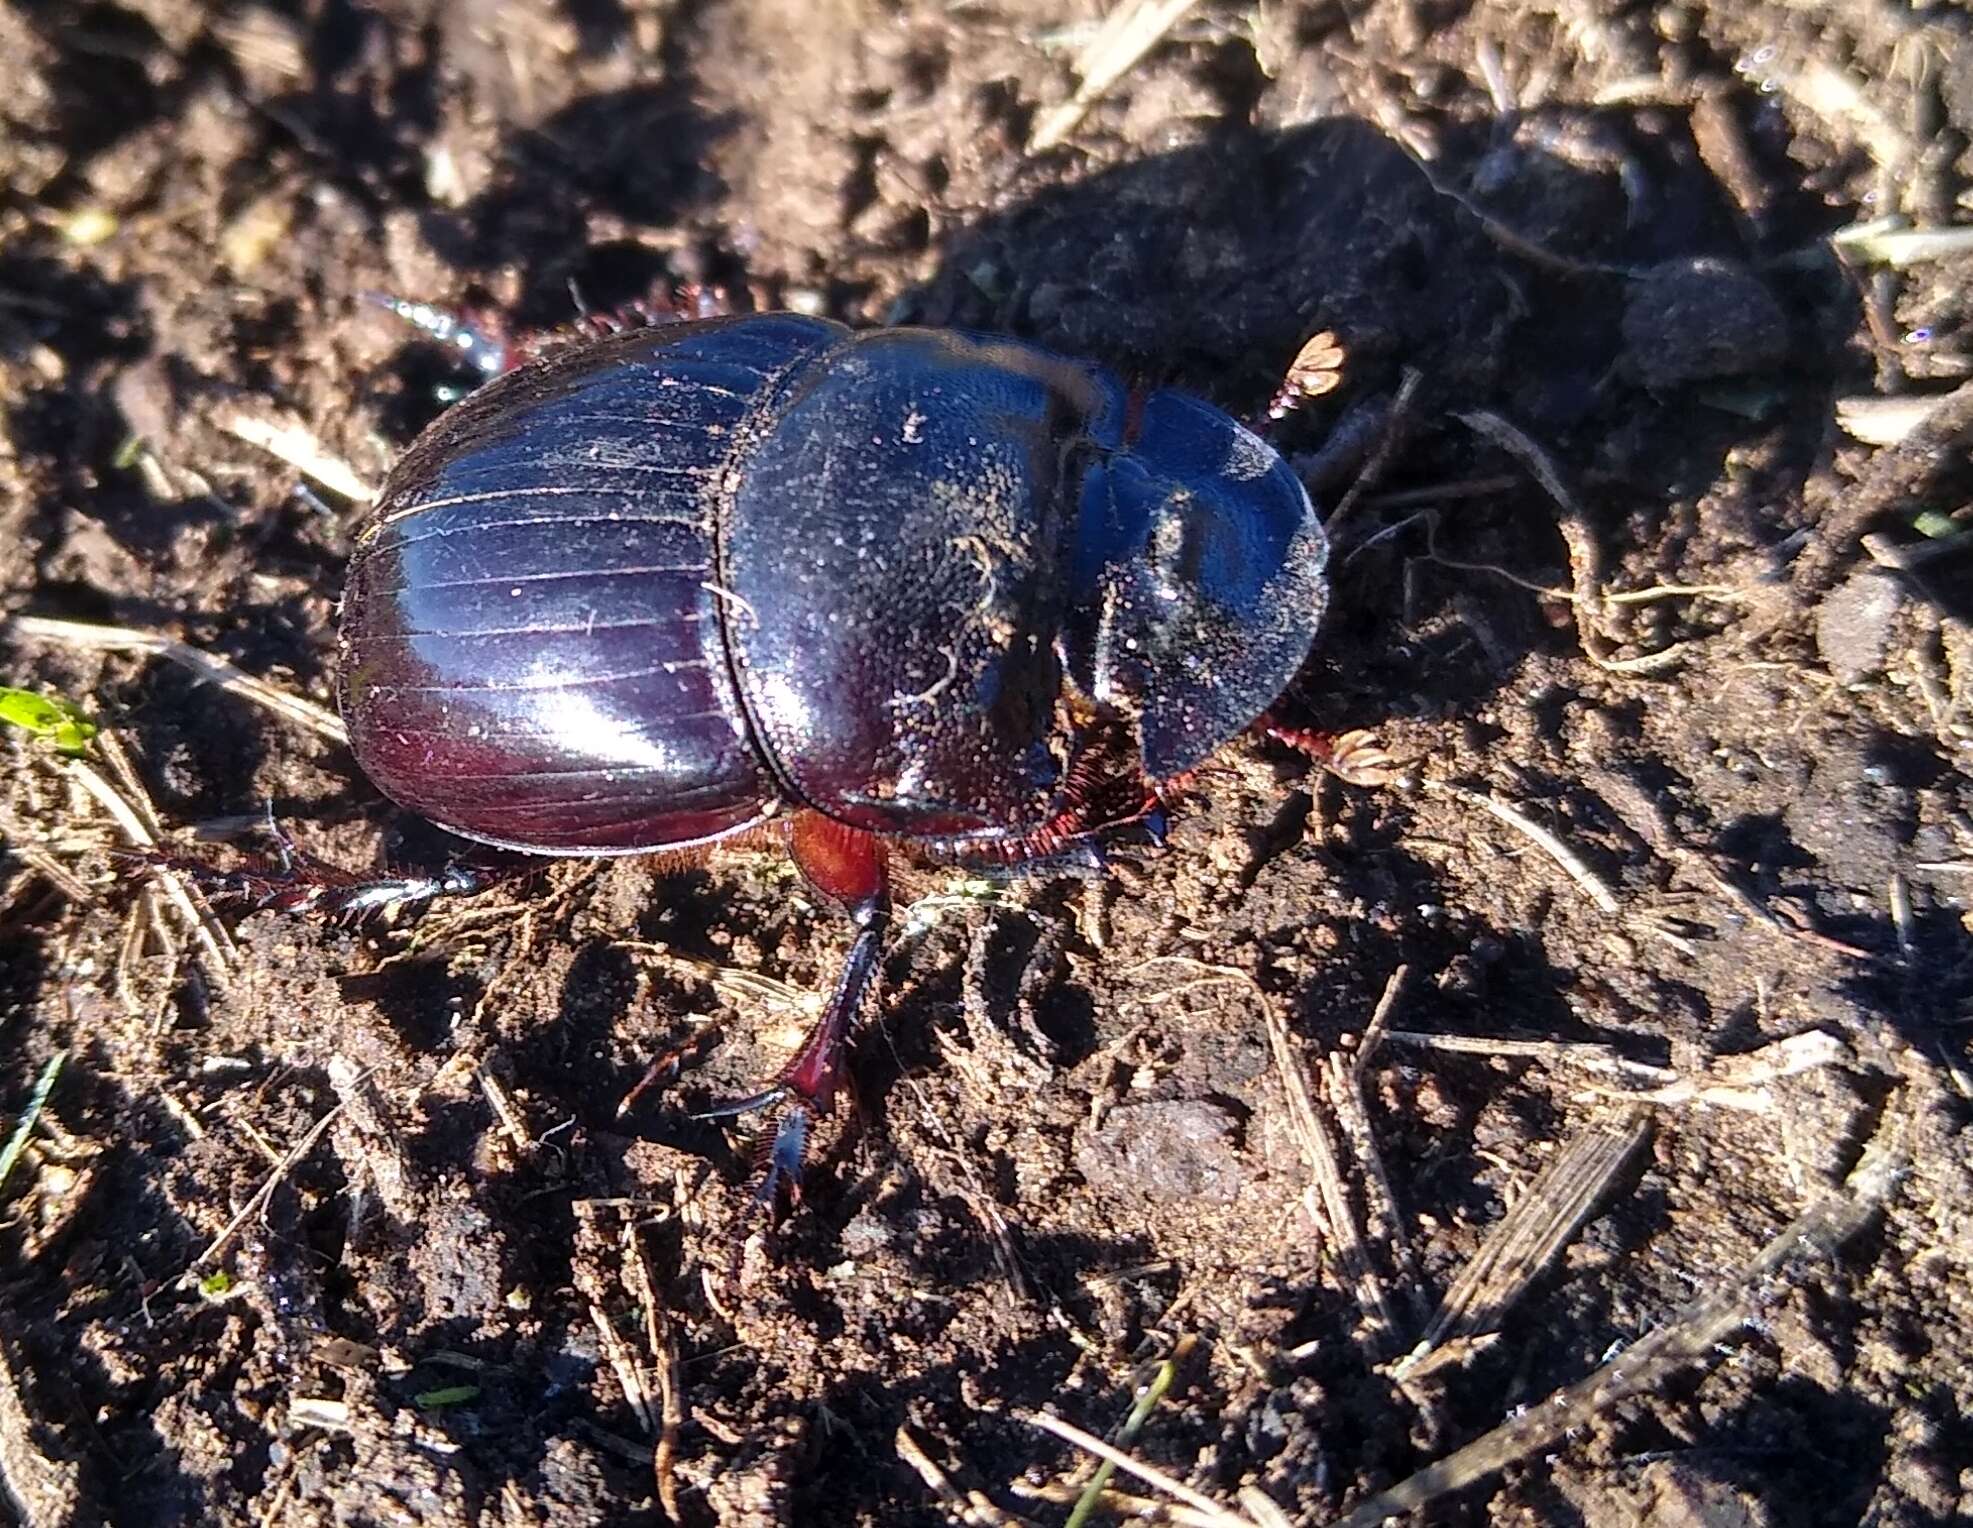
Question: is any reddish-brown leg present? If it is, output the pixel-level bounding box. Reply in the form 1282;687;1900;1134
699;811;891;1204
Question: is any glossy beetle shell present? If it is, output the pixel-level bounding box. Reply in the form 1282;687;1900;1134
338;316;1327;855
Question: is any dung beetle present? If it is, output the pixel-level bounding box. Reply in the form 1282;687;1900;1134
335;311;1332;1199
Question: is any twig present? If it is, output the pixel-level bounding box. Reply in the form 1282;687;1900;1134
184;1098;348;1276
1028;0;1202;152
1323;1098;1910;1527
1588;766;1874;961
624;1225;684;1523
1322;369;1424;536
1353;964;1409;1076
1381;1030;1672;1087
1359;474;1520;511
8;616;348;745
1022;1411;1264;1528
1429;781;1621;915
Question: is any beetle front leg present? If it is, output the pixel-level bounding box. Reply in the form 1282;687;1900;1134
136;817;517;922
699;812;891;1206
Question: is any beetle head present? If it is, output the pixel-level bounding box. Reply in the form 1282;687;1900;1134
1065;391;1328;781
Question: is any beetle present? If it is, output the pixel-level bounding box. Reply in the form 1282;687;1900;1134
333;310;1335;1200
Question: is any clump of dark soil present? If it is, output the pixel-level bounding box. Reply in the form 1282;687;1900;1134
3;3;1971;1526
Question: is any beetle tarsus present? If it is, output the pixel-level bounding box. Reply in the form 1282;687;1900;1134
362;291;511;379
758;1103;812;1208
693;1085;787;1122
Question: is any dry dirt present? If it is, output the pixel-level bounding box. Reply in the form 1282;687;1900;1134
3;2;1972;1526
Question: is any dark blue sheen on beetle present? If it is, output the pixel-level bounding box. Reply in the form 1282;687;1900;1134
335;313;1329;1199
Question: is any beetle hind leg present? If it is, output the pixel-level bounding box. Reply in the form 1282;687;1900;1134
697;813;892;1206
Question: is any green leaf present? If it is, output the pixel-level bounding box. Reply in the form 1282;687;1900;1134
415;1385;480;1409
0;1051;68;1198
199;1271;235;1298
0;688;98;755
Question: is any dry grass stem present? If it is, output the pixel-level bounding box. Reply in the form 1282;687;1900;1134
286;1397;352;1433
1383;1029;1682;1086
1456;409;1696;674
219;407;377;501
1431;781;1621;915
476;1066;534;1155
66;754;238;980
1833;223;1973;268
9;615;349;745
1028;0;1202;152
1402;1109;1650;1367
1327;1100;1910;1527
590;1301;654;1434
1011;1479;1254;1528
1325;970;1421;1325
1322;1049;1419;1316
1251;971;1402;1356
895;1426;1032;1528
1773;57;1913;175
1575;1031;1850;1112
1862;527;1973;571
1022;1411;1265;1528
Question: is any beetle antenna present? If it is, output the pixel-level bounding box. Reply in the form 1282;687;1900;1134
1261;330;1348;431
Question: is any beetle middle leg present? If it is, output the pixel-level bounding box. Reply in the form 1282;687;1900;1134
698;811;892;1206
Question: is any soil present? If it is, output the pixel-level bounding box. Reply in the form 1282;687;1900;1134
3;2;1972;1526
